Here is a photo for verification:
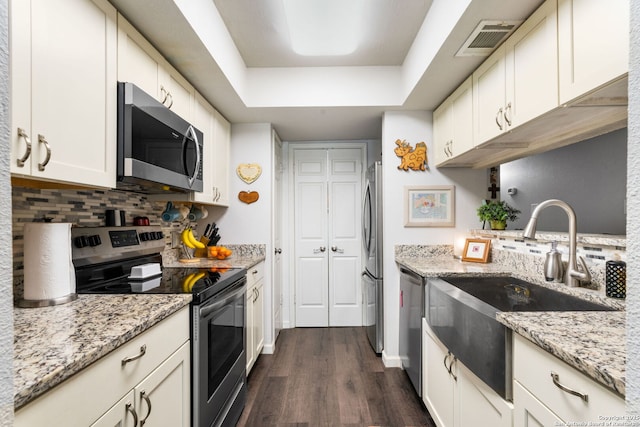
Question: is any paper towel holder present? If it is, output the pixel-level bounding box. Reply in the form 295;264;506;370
18;293;78;308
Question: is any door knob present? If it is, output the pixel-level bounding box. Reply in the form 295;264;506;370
313;246;326;254
275;248;282;254
331;246;344;253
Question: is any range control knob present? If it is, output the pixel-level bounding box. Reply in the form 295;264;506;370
74;235;89;248
139;232;150;242
154;231;164;240
88;235;102;247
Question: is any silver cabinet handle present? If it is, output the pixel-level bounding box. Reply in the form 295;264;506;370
313;246;326;253
160;85;168;104
495;107;504;130
16;128;32;167
443;352;457;381
125;402;139;426
139;390;152;426
166;91;174;109
37;134;51;171
331;246;344;253
551;372;588;402
504;102;512;127
121;344;147;366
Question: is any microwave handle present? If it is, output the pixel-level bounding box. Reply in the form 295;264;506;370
183;125;201;188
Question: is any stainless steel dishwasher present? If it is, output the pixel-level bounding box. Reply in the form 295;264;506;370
399;267;425;396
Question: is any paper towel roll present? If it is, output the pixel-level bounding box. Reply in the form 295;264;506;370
23;223;76;303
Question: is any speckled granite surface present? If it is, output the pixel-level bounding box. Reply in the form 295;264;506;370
395;246;626;396
497;311;626;396
162;244;265;269
13;294;191;409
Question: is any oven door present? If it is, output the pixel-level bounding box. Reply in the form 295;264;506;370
193;277;247;427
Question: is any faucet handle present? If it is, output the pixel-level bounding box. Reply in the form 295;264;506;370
571;256;592;284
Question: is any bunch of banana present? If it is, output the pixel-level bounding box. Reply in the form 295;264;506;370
181;227;205;249
181;271;206;292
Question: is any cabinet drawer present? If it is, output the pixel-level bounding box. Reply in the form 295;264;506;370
513;334;624;422
247;262;264;289
15;307;189;427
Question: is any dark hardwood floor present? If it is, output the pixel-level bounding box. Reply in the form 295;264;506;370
237;327;436;427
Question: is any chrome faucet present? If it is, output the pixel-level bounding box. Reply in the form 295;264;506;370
522;199;591;287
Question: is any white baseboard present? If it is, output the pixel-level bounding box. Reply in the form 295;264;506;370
261;341;275;354
382;351;403;368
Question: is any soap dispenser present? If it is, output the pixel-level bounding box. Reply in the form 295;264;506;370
544;241;564;282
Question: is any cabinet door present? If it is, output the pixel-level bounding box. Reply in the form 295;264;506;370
212;109;231;206
192;93;217;203
91;391;137;427
473;45;507;143
513;382;563;427
433;98;453;166
117;14;160;100
253;281;265;358
11;0;117;188
158;66;195;121
450;77;474;156
558;0;629;104
456;363;513;427
246;288;256;372
505;0;558;128
134;342;191;427
422;322;455;427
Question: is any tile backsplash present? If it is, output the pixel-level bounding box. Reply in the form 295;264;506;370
11;186;182;300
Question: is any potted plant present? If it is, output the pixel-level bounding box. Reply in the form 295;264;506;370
476;200;520;230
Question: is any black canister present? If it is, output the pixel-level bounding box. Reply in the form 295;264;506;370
605;255;626;299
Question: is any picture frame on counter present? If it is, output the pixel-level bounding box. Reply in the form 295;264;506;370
462;238;491;263
404;185;455;227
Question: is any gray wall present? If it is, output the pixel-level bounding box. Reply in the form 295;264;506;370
500;128;627;235
0;0;14;424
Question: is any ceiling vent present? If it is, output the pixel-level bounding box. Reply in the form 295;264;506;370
456;20;522;57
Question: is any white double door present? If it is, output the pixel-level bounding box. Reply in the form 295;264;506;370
293;147;363;327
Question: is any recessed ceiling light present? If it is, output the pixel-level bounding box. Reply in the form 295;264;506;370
282;0;365;56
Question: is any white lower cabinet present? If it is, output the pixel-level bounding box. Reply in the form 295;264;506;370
513;334;624;426
15;307;190;427
422;319;513;427
91;342;190;427
246;262;265;373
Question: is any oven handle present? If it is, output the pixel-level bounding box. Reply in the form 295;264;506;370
199;279;246;319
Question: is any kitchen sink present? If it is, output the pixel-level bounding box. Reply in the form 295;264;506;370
426;276;617;400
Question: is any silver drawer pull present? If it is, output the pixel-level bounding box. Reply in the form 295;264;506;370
121;344;147;366
139;390;152;426
37;134;51;171
16;128;32;167
551;372;588;402
125;402;139;426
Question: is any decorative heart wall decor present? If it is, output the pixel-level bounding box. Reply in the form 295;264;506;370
238;191;260;204
236;163;262;184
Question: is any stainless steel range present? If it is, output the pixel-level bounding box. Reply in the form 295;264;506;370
72;226;247;427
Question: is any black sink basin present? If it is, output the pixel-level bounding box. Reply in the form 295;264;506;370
426;276;617;401
441;276;616;312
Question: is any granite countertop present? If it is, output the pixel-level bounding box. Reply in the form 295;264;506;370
395;254;626;397
497;311;625;396
13;294;192;409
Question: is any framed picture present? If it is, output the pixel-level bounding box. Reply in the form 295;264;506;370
404;185;455;227
462;238;491;263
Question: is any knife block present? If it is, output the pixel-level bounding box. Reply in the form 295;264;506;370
194;236;210;258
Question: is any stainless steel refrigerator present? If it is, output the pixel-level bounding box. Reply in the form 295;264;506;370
362;161;383;353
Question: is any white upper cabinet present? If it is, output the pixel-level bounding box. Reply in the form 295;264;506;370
10;0;117;188
473;0;558;144
211;108;231;207
433;77;474;166
117;14;195;120
558;0;629;105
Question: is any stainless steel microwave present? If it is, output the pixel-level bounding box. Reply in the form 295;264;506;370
116;82;203;193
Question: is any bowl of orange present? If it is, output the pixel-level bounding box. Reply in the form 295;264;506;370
208;246;232;260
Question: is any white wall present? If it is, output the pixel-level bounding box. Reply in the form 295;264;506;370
627;0;640;414
0;0;13;423
380;110;486;366
208;123;276;350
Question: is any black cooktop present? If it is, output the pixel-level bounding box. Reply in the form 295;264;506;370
75;254;246;304
440;276;616;312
